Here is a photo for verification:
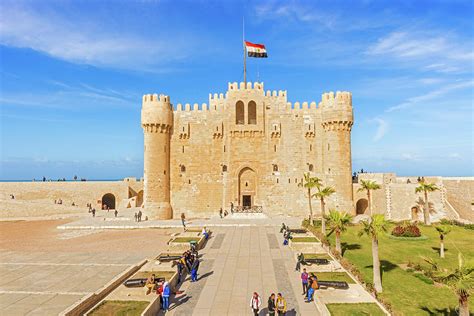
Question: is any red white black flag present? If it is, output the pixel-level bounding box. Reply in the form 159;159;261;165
245;41;268;58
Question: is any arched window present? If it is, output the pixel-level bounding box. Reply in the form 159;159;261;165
236;101;245;124
248;100;257;124
180;165;186;173
308;164;314;172
273;164;279;172
222;165;228;172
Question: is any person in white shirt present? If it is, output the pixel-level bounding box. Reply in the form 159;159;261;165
249;292;262;316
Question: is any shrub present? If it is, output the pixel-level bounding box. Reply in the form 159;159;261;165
391;222;421;237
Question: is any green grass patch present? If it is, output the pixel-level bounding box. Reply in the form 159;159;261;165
89;300;149;316
311;271;355;284
171;237;200;243
326;303;385;316
319;222;474;315
291;237;319;243
132;270;175;280
303;253;332;260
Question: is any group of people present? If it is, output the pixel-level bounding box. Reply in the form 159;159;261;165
280;223;293;246
173;248;201;284
250;292;287;315
134;210;143;222
300;268;319;303
218;207;229;218
144;274;171;312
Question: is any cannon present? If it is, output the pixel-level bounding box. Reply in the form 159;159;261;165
317;280;349;290
157;254;182;262
302;258;330;265
123;277;167;288
288;229;308;234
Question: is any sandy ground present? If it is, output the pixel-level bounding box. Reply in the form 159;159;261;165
0;219;178;253
0;220;180;315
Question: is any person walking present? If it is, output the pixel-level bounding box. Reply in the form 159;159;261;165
276;293;287;315
219;207;223;218
249;292;262;316
91;208;96;217
190;255;200;282
138;210;142;222
295;253;304;271
268;293;276;316
301;268;309;295
114;209;118;217
181;213;186;231
162;280;170;311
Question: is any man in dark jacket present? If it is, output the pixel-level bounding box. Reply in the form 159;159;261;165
268;293;276;316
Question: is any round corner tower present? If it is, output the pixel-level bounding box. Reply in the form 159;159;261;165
141;93;173;219
320;91;354;212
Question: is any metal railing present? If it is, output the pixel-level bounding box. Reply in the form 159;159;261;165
233;205;263;213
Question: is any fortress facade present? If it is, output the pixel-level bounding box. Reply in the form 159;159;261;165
141;82;354;219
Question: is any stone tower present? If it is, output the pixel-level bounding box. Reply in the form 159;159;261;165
321;91;354;212
141;94;173;219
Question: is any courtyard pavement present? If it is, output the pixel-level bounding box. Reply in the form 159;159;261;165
162;226;321;315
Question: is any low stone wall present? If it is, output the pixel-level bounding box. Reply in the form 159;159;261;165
60;259;147;316
0;180;143;219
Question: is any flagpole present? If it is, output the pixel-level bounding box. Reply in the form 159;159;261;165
243;16;246;85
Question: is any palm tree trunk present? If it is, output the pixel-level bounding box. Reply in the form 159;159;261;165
367;190;372;215
440;235;445;258
459;296;469;316
372;237;383;293
335;230;341;254
423;191;431;225
308;188;313;226
320;198;326;235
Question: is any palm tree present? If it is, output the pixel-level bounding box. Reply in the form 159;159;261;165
299;173;321;226
415;181;439;225
435;225;451;258
326;210;352;254
358;214;389;293
357;180;381;215
435;253;473;316
314;186;336;235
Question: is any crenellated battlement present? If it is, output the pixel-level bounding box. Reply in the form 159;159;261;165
321;91;352;107
227;81;265;91
142;93;170;103
287;101;318;110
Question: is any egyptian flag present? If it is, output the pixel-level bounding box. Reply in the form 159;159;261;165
245;41;268;58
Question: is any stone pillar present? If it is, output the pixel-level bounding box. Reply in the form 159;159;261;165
141;94;173;219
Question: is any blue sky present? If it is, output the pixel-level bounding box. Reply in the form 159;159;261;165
1;0;473;180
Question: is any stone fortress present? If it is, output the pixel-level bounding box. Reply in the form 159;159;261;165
141;82;353;220
1;82;472;223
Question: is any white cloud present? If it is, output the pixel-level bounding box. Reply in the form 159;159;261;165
0;4;188;69
386;80;474;112
366;31;473;73
370;117;389;141
254;2;336;29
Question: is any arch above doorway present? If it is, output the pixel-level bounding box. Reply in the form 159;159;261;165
238;167;257;208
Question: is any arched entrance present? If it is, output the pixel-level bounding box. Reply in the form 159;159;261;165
101;193;116;210
238;167;256;209
136;190;144;207
356;198;368;215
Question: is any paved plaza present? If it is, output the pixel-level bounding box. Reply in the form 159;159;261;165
164;226;321;315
